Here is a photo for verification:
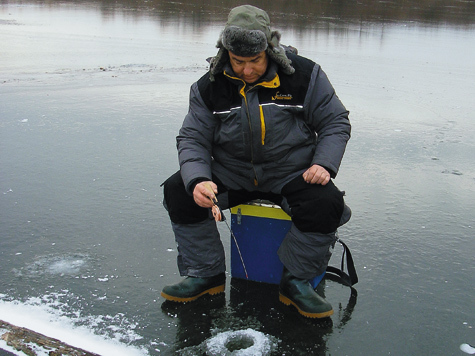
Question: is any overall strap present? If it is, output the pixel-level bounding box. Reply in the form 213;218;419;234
326;238;358;287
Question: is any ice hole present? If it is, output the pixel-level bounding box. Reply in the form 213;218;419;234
225;334;255;351
205;328;278;355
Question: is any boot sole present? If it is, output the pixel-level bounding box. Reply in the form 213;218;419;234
279;293;334;318
161;284;225;303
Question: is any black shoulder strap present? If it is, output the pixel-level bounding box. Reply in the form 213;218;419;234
326;238;358;287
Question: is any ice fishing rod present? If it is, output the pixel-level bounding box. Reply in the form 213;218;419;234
210;196;249;279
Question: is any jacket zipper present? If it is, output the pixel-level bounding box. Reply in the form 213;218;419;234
223;72;281;187
243;85;259;186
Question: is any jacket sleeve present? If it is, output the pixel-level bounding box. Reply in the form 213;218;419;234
177;82;217;194
304;64;351;177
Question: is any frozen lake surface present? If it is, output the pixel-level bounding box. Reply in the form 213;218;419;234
1;0;475;355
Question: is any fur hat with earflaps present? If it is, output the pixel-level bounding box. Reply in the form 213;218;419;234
209;5;295;81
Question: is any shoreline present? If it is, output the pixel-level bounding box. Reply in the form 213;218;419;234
0;320;100;356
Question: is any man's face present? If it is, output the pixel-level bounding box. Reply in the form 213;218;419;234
228;51;269;84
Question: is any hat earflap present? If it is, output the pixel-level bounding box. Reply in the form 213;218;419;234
266;30;295;75
209;41;229;82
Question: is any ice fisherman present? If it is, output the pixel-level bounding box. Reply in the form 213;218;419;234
161;5;351;318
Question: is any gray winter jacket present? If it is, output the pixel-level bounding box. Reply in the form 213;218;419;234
177;52;350;194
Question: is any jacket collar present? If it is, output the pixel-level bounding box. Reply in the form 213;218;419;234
223;60;280;88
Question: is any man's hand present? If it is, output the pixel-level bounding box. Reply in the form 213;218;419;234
193;181;218;208
302;164;330;185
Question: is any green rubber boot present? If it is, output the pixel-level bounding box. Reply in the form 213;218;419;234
279;267;333;318
161;273;225;303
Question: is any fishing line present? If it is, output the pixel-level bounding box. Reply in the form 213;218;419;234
210;196;249;279
222;216;249;279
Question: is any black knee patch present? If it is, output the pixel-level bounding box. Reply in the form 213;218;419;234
282;176;345;233
162;171;209;224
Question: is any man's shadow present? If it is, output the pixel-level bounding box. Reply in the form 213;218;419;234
161;276;357;355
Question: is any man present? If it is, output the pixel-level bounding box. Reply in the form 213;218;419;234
161;5;351;318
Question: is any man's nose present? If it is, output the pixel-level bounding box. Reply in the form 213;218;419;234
243;64;253;75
